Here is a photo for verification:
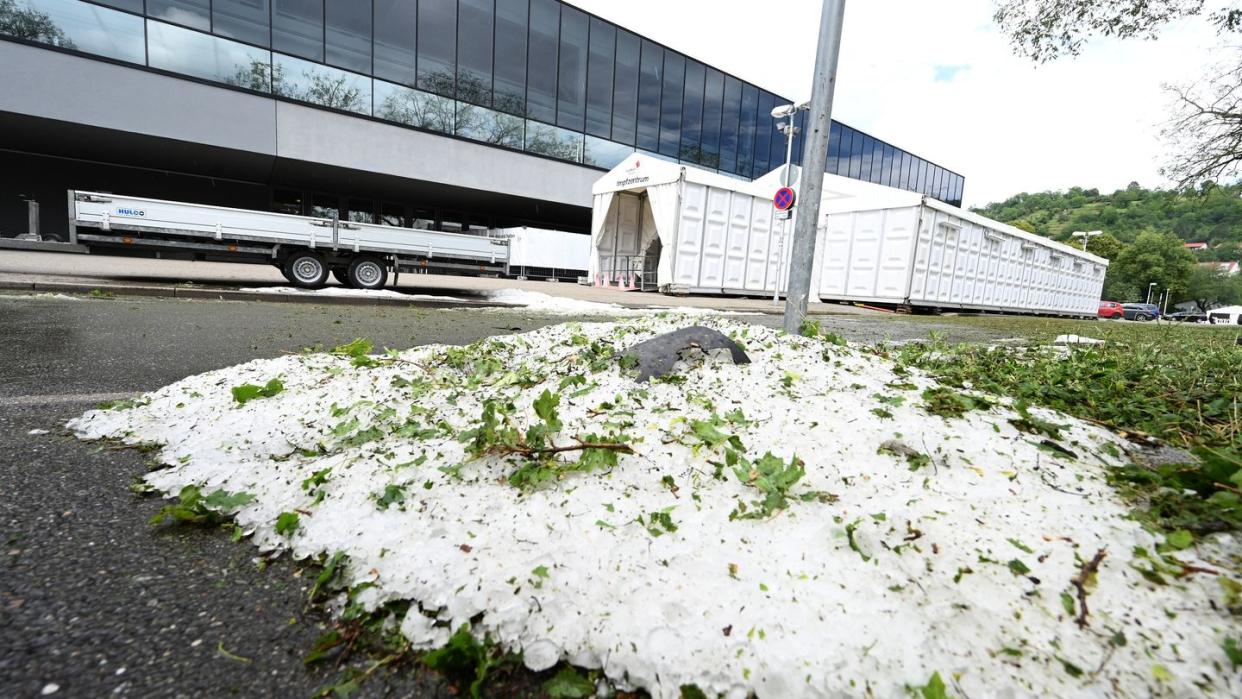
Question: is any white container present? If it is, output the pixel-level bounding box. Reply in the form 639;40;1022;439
497;227;591;276
590;155;1108;316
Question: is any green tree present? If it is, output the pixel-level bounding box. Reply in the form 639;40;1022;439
1009;219;1038;234
1108;230;1196;302
994;0;1242;189
1084;231;1124;260
1181;264;1242;311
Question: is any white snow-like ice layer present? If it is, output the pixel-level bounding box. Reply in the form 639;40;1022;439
238;286;466;302
69;317;1237;698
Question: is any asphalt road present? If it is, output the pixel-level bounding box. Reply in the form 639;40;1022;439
0;293;1023;698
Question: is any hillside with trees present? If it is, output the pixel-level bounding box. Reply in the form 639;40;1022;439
973;183;1242;307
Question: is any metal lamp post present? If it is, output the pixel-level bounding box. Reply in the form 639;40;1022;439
1070;230;1102;252
782;0;847;333
770;101;809;304
1146;282;1158;305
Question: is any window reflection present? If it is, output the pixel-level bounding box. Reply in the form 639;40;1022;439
148;0;209;32
1;0;145;64
583;135;633;169
374;79;454;132
526;120;583;162
457;103;524;149
148;20;273;91
273;53;371;115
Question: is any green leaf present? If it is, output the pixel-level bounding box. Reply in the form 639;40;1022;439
1060;591;1076;617
1223;637;1242;668
275;511;300;536
202;490;255;511
1007;538;1034;554
543;666;595;698
533;390;562;431
917;671;951;699
231;378;284;405
532;565;550;579
1007;559;1031;576
1058;657;1084;678
680;684;709;699
1164;529;1194;550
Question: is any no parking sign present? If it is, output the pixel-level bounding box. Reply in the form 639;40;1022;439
773;186;796;212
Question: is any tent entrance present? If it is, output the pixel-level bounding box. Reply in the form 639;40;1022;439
596;191;662;291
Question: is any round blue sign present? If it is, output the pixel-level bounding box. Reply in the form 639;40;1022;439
774;187;796;211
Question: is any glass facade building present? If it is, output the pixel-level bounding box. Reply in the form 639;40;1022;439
0;0;966;206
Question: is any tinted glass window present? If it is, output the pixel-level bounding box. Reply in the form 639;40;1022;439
526;0;560;123
148;20;272;90
859;135;879;182
457;0;494;106
847;127;863;179
418;0;456;95
273;0;323;61
326;0;371;74
718;76;741;174
526;120;583;162
700;69;723;169
584;135;634;170
736;83;757;178
148;0;210;32
457;102;525;148
214;0;271;47
916;160;928;193
827;121;842;174
657;51;684;157
679;61;704;163
929;167;942;200
94;0;143;11
493;0;527;115
752;91;774;177
273;52;370;114
374;79;454;132
556;6;588;131
584;18;614;138
635;39;662;152
767;95;785;173
373;0;415;85
273;189;303;215
4;0;146;64
880;144;895;186
381;202;406;227
348;199;374;224
610;29;639;144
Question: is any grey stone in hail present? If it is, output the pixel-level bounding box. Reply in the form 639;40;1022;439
619;326;751;382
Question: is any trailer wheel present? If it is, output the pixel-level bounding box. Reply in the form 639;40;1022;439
331;268;353;288
283;251;328;288
347;256;388;291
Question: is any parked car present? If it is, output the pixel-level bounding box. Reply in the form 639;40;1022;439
1166;310;1207;323
1098;301;1125;319
1122;303;1161;321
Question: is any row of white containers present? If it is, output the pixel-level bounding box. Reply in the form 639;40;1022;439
590;154;1107;316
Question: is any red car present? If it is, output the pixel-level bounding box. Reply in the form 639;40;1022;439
1098;301;1124;319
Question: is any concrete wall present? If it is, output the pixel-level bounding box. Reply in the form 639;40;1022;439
0;41;597;209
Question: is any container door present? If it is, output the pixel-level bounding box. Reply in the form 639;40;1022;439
723;194;752;293
697;187;731;290
744;199;774;292
674;182;708;287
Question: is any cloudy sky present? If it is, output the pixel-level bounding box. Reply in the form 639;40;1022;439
569;0;1221;208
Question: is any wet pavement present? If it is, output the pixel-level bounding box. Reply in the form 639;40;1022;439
0;293;1042;698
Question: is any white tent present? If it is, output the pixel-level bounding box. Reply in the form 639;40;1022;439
589;155;1108;316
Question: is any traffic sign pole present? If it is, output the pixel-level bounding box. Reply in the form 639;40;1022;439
783;0;846;334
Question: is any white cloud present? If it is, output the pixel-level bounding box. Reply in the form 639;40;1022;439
568;0;1220;207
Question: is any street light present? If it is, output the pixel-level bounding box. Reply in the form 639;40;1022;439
1070;230;1103;252
1146;282;1158;305
770;101;810;303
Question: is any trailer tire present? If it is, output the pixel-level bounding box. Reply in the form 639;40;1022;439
347;256;388;291
331;268;353;288
283;251;329;288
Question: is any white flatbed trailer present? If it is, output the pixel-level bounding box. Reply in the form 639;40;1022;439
68;190;511;290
